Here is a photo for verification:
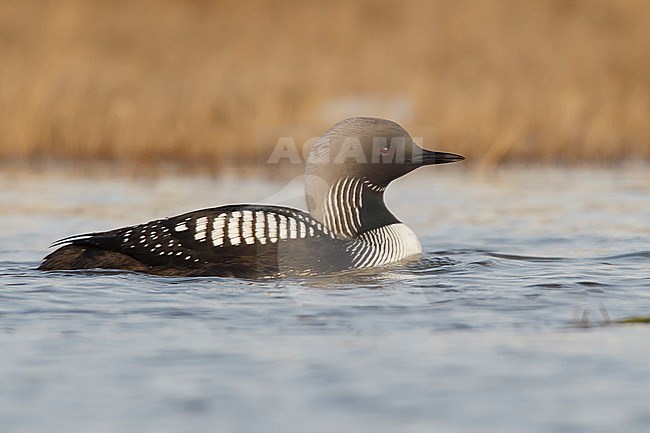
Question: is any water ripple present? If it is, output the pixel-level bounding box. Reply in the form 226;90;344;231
1;168;649;433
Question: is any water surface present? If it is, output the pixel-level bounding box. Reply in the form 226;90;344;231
1;166;649;433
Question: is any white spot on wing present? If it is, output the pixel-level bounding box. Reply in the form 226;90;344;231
228;212;242;246
195;216;208;241
288;217;298;239
278;215;288;239
242;211;254;244
267;213;278;243
255;211;267;244
212;213;226;247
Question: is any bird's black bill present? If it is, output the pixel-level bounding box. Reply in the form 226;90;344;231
420;149;465;165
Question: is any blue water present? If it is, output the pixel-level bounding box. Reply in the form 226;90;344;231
1;166;649;432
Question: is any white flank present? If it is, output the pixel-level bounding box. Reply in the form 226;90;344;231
377;227;392;265
385;225;396;262
355;242;373;268
353;223;422;268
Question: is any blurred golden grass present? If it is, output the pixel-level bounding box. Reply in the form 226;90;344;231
1;0;649;170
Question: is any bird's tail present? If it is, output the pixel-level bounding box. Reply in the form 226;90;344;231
38;244;150;272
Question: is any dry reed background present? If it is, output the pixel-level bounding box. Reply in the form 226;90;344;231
1;0;649;171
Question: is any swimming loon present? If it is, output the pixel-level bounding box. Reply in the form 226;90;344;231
39;117;464;277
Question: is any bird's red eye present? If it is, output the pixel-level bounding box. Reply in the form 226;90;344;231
379;147;389;155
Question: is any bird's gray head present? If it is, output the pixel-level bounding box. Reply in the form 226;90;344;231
305;117;464;233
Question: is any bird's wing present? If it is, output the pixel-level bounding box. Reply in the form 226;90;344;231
51;204;349;276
